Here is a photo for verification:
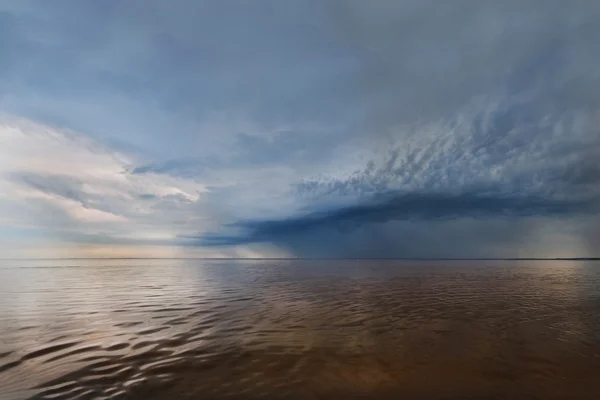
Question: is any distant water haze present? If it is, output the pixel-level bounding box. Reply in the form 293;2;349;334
1;259;600;399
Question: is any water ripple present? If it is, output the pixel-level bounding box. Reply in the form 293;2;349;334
0;259;600;399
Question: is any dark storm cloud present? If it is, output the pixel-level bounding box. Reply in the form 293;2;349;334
192;192;596;247
294;100;600;202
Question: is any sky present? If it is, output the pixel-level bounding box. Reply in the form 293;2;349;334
1;0;599;258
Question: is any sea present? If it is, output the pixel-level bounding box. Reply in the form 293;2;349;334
1;258;600;399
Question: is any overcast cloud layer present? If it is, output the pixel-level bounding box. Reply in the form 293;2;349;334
1;1;599;258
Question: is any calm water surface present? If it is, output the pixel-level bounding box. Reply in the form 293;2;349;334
1;259;600;399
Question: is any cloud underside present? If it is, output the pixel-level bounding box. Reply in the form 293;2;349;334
195;191;594;244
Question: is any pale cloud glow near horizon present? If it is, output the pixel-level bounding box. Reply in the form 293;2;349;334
1;0;599;258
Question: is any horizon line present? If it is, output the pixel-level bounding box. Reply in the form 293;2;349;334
2;257;599;261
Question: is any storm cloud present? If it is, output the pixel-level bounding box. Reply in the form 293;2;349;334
0;1;599;258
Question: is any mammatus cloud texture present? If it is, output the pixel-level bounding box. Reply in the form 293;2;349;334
0;1;599;258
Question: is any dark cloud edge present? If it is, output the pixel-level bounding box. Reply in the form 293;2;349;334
185;191;598;247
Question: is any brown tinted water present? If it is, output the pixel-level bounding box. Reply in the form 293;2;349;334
1;259;600;400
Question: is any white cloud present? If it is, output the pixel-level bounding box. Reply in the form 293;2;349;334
0;115;210;248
